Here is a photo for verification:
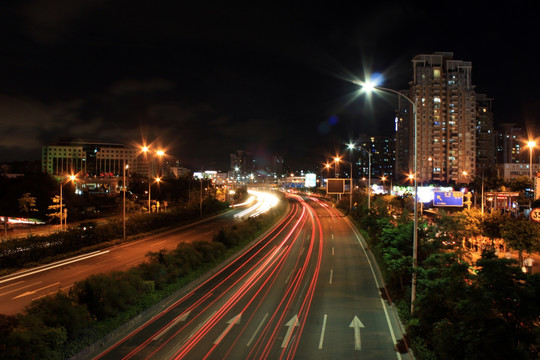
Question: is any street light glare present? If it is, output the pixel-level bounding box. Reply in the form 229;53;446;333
363;81;376;93
528;140;536;148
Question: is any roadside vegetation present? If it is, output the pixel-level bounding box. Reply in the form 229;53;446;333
339;193;540;360
0;191;286;359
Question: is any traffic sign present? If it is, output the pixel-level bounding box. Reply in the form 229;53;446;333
327;178;345;194
531;208;540;222
433;191;464;207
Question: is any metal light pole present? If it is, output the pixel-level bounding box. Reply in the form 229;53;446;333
59;181;63;231
59;175;76;231
354;79;418;313
347;144;355;212
123;161;128;240
528;140;536;207
357;146;372;210
334;157;340;178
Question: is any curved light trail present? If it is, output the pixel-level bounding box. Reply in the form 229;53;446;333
92;194;407;360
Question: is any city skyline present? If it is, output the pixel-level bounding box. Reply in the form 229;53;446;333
0;2;538;170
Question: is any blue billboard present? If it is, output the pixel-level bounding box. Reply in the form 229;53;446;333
433;191;463;207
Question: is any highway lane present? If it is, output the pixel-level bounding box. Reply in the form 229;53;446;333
0;193;269;316
89;195;409;360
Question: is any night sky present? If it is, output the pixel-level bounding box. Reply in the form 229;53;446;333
1;1;538;171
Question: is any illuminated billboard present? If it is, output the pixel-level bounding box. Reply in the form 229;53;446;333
305;173;316;188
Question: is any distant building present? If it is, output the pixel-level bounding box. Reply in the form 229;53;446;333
495;124;526;164
497;163;540;181
270;155;285;180
41;138;162;193
475;94;496;176
363;135;395;179
230;150;255;182
396;52;478;184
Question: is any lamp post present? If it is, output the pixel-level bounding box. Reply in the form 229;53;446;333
347;144;355;212
141;146;166;213
462;171;484;215
357;146;372;210
59;175;76;231
528;140;536;207
323;163;331;189
333;157;340;178
354;78;418;314
123;162;128;240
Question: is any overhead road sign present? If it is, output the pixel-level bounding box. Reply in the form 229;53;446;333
327;178;345;194
433;191;463;207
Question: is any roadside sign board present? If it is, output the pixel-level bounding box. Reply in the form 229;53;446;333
531;208;540;222
433;191;463;207
327;178;345;194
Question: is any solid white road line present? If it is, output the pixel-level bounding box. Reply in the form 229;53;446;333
247;313;268;347
318;314;327;349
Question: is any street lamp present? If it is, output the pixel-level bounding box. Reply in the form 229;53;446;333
462;171;484;215
347;143;355;212
59;174;76;231
333;157;340;178
123;163;129;240
354;78;418;314
141;146;166;213
357;146;372;210
527;140;536;206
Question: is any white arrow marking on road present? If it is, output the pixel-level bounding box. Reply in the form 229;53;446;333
153;310;192;341
12;282;60;299
281;315;299;348
349;316;365;350
214;313;242;345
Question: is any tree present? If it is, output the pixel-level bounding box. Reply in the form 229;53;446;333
480;211;509;247
47;195;62;223
18;193;38;217
501;218;540;266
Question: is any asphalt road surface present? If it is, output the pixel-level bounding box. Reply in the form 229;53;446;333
0;194;268;316
85;195;409;360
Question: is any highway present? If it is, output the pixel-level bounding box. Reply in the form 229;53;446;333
86;195;408;360
0;192;269;316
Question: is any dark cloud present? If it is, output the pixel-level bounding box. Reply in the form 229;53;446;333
0;1;539;169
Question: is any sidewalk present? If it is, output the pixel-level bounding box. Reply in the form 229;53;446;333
469;247;540;274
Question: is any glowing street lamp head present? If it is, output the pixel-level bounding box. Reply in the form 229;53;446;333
156;150;165;157
347;143;355;150
155;177;161;183
69;175;76;181
334;157;340;163
325;163;331;169
528;140;536;148
408;174;414;180
363;81;376;93
142;146;149;153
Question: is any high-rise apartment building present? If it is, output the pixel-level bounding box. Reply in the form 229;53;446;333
475;94;496;175
230;150;255;181
409;52;477;184
356;135;395;179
